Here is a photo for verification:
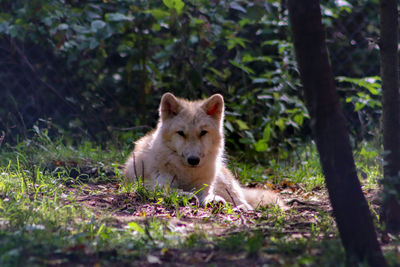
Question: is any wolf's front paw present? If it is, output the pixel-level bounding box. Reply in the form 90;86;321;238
201;194;226;207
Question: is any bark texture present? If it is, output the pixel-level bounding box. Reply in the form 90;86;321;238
287;1;387;266
380;0;400;234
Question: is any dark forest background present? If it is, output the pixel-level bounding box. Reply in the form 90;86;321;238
0;0;382;160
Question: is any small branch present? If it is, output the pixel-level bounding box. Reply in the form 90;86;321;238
141;160;145;187
286;198;319;206
225;188;237;208
108;126;152;131
132;152;138;183
169;175;177;188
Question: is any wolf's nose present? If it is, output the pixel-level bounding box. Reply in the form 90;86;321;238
187;156;200;166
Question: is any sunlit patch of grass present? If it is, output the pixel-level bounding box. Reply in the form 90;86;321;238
232;144;325;191
353;141;383;189
1;127;126;186
233;141;383;192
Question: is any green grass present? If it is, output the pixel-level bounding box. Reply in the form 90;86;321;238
234;141;384;191
0;130;397;266
0;166;189;265
233;145;325;191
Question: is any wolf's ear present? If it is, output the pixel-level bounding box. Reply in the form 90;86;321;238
160;93;181;120
202;94;224;120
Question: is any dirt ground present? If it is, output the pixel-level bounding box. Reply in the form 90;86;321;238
60;182;388;266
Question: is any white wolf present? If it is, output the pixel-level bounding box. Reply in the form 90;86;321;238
123;93;285;210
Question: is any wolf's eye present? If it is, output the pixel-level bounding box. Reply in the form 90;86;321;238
200;130;208;137
177;131;185;137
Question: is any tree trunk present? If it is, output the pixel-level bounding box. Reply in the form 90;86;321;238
380;0;400;234
287;1;387;266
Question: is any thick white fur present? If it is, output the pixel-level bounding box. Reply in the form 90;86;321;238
123;93;285;210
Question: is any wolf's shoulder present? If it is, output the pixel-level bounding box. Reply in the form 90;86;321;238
134;129;157;151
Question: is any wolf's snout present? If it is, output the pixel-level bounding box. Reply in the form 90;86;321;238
187;156;200;166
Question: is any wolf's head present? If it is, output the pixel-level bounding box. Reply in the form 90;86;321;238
158;93;224;168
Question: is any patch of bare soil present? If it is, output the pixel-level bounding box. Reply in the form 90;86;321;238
62;182;387;266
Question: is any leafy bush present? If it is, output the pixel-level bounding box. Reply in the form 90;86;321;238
0;0;382;161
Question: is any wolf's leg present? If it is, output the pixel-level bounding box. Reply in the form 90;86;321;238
194;185;226;207
201;192;226;207
123;154;137;184
144;171;176;190
123;152;147;185
213;169;254;210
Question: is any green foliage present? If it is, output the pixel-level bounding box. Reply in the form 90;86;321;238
0;0;309;161
339;76;381;112
162;0;184;14
0;0;384;161
233;144;325;191
337;76;382;142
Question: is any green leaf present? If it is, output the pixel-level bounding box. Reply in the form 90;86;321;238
89;38;99;49
163;0;185;15
225;121;234;132
293;114;304;126
0;22;9;34
91;20;106;32
255;139;268;152
235;119;249;130
227;37;248;50
242;54;272;63
354;102;365;111
336;76;381;95
208;67;223;78
106;13;131;22
252;78;269;84
252;78;268;84
192;18;206;25
365;84;380;95
33;125;40;135
229;2;247;13
261;40;281;46
57;23;69;31
239;131;255;145
275;118;286;132
229;60;255;74
145;9;170;20
127;222;145;234
262;124;271;142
